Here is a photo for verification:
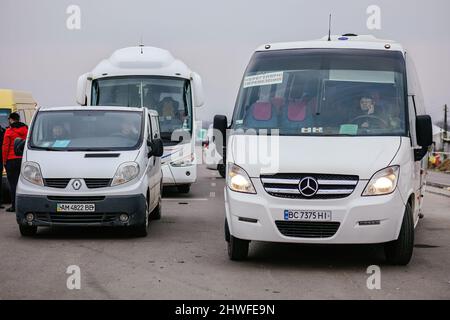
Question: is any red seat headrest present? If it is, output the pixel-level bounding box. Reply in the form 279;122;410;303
252;102;272;121
287;102;307;121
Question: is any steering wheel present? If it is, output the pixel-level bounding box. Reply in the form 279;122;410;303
350;115;388;128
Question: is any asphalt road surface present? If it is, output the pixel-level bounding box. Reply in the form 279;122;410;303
427;170;450;188
0;165;449;299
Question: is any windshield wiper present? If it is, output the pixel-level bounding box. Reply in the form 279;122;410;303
67;148;117;152
32;146;64;151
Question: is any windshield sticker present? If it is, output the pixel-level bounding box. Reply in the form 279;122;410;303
236;119;244;125
52;140;71;148
301;127;323;134
243;72;283;88
339;124;359;135
312;127;323;133
301;127;311;133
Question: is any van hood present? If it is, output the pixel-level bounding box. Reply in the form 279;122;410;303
229;135;402;180
25;149;140;178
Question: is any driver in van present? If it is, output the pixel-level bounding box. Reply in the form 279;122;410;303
353;94;387;129
119;120;139;139
51;124;68;140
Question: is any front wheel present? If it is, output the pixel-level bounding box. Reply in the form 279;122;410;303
132;198;150;237
384;203;414;265
227;235;250;261
218;164;226;178
19;225;37;237
150;193;162;220
177;184;191;194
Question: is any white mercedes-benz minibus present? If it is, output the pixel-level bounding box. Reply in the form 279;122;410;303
214;35;433;265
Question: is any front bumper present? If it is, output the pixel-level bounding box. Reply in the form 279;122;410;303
16;194;146;227
225;179;407;244
162;163;197;186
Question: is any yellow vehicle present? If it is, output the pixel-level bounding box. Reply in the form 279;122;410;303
0;89;37;203
0;89;37;126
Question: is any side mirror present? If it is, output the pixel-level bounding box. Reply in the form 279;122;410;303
414;115;433;161
76;73;91;106
14;138;25;157
148;138;164;158
213;115;227;160
191;72;205;108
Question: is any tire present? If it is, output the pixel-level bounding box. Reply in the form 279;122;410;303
177;184;191;194
132;196;150;237
150;193;162;220
19;225;37;237
384;203;414;265
228;235;250;261
224;219;230;242
218;164;226;178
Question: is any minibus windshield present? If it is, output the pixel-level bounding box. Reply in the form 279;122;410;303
30;110;143;151
91;76;192;145
232;49;407;136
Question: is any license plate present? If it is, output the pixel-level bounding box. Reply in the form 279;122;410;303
284;209;332;221
57;203;95;212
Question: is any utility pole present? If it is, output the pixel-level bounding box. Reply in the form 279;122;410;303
444;104;448;140
444;104;449;152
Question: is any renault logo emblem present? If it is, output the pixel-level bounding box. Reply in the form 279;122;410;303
299;177;319;197
72;179;82;190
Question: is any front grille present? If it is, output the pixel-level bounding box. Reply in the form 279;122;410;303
261;173;359;199
35;213;117;224
47;196;106;202
275;221;340;238
44;179;71;189
44;178;111;189
84;179;111;189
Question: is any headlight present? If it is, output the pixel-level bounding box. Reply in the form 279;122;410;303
111;162;140;186
22;162;44;186
227;163;256;194
362;166;400;196
171;154;195;167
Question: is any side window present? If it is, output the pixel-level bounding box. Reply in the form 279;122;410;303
150;115;160;139
18;110;26;123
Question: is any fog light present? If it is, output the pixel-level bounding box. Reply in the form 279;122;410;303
26;213;35;222
119;214;129;222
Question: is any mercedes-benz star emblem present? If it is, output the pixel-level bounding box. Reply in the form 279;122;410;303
72;179;82;190
299;177;319;197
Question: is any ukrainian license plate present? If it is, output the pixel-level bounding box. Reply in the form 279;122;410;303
284;209;332;221
57;204;95;212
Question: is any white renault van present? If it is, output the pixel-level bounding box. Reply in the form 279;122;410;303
214;35;433;265
16;106;164;237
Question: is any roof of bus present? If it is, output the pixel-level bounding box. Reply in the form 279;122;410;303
38;106;143;112
0;89;36;107
90;46;193;80
255;34;405;54
38;106;159;116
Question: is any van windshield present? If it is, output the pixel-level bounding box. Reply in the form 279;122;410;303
30;110;143;151
232;49;407;136
91;76;192;145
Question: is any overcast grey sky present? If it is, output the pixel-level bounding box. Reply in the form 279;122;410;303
1;0;449;123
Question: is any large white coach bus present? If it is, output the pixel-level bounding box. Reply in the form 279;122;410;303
77;46;204;193
214;34;433;265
